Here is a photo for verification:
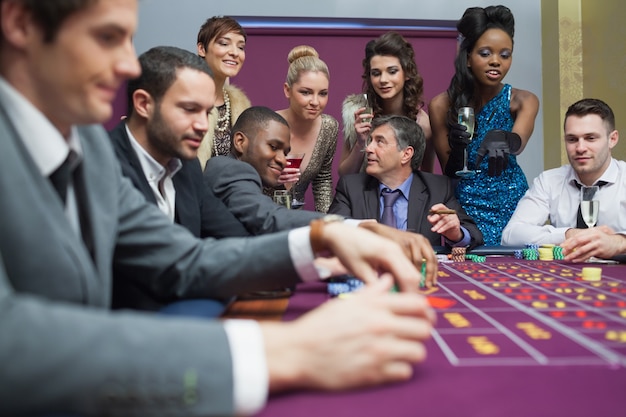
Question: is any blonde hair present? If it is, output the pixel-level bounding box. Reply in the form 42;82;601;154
285;45;330;87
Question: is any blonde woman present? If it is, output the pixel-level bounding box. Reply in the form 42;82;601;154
275;45;338;213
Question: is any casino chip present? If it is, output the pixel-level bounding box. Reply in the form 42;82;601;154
581;267;602;282
522;248;538;260
451;247;466;262
538;247;554;261
553;246;565;260
327;276;365;296
465;254;486;262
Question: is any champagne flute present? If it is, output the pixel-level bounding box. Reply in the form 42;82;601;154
580;185;600;228
455;107;476;178
285;153;305;209
273;190;291;209
362;93;373;123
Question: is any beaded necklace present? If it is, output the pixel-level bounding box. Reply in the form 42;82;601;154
215;89;231;133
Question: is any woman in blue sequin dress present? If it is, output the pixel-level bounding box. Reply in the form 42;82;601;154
429;5;539;245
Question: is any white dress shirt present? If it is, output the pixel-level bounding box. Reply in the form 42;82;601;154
501;159;626;245
125;125;182;222
0;76;323;416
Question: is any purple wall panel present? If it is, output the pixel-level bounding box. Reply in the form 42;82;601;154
234;28;457;209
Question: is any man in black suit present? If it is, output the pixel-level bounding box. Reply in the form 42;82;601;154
109;46;249;240
329;115;483;250
109;46;254;311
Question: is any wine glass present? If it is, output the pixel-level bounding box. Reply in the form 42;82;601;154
361;93;373;124
580;185;600;228
285;153;305;209
455;107;476;178
273;190;291;209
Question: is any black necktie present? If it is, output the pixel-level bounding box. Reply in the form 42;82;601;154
49;151;94;259
381;189;401;228
49;151;77;205
575;181;608;228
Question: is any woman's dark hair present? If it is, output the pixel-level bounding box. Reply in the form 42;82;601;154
446;5;515;127
362;31;424;120
197;16;246;51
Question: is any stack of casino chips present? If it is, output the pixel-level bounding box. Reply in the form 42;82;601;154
553;245;565;260
465;254;486;262
327;277;364;296
522;244;539;260
581;267;601;281
514;243;565;261
451;247;466;262
538;244;554;261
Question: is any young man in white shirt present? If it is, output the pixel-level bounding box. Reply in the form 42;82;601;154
502;98;626;261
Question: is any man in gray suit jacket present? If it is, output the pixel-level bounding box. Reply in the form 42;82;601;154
0;1;435;416
329;115;484;250
204;106;324;234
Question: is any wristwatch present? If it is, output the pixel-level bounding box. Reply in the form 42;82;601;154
309;214;345;255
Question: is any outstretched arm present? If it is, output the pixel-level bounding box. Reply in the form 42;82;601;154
509;88;540;155
262;275;435;392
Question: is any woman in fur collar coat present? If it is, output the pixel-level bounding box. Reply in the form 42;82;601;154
196;16;252;169
338;31;433;176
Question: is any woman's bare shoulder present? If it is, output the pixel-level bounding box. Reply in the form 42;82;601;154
428;92;450;113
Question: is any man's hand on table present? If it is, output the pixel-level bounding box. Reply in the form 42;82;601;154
356;221;438;288
261;276;435;392
314;221;429;292
561;226;626;262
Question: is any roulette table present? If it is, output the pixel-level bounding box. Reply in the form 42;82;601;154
254;257;626;417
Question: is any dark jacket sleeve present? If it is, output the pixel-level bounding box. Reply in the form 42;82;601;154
328;175;356;218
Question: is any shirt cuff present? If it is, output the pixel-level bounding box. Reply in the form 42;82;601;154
223;320;268;416
288;226;320;282
343;218;365;226
445;226;471;247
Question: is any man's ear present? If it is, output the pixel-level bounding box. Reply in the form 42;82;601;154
232;131;247;156
1;1;35;49
132;89;154;119
608;129;619;150
401;146;414;166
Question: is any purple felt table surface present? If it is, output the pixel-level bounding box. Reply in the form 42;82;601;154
254;259;626;417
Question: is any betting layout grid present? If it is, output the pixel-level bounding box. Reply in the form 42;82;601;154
429;260;626;368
